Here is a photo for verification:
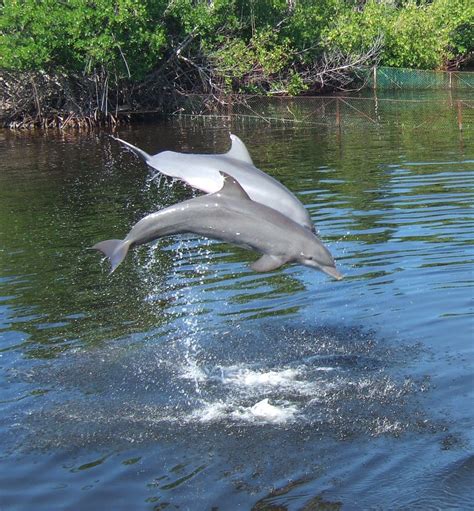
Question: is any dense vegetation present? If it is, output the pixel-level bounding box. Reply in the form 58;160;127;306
1;0;472;126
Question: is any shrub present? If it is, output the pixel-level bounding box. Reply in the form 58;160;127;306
209;29;294;93
0;0;168;78
0;0;472;121
323;0;473;70
432;0;474;61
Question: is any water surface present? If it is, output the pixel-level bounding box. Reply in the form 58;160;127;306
0;96;473;509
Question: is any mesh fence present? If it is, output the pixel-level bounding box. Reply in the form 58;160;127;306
172;66;473;133
176;94;473;133
363;66;474;91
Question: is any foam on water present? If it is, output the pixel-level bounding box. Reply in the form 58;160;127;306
189;398;298;425
178;360;336;422
6;322;435;453
234;398;299;424
220;366;301;387
182;365;306;425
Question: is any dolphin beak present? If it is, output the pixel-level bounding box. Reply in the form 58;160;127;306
302;258;344;280
320;265;344;280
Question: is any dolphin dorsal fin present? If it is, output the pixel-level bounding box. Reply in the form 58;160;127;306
225;134;254;165
216;172;251;200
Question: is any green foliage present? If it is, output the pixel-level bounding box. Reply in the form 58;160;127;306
0;0;472;90
211;29;293;93
384;1;450;68
323;1;391;56
432;0;474;57
165;0;240;39
286;70;309;95
0;0;168;78
323;0;474;69
283;0;341;58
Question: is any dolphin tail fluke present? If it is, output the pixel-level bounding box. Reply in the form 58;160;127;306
92;239;132;273
111;136;151;163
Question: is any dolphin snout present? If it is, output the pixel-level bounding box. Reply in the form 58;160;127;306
301;257;343;280
320;265;343;280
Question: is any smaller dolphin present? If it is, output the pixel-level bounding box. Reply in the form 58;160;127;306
92;173;342;280
112;133;314;231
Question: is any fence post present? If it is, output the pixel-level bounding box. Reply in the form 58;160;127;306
227;94;233;120
336;97;341;129
457;101;463;131
373;66;377;90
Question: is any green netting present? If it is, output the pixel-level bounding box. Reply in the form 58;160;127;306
176;66;474;133
364;66;474;91
176;94;473;134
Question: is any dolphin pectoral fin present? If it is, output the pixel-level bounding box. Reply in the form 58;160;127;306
112;136;151;163
225;134;254;165
216;172;252;201
250;254;287;272
92;239;132;273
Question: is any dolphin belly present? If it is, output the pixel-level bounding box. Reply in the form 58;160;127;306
148;152;313;230
92;173;341;280
113;134;314;230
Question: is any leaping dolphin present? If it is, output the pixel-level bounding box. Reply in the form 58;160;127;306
92;173;342;280
112;134;314;231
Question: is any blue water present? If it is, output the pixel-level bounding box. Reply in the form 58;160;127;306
0;99;473;509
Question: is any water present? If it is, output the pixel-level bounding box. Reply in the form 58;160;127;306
0;97;473;510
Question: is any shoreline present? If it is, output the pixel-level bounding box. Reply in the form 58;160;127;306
2;67;473;130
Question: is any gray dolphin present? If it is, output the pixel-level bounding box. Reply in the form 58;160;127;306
112;133;314;231
92;173;342;280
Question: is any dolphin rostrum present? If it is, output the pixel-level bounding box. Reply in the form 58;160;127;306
92;173;342;280
112;134;314;231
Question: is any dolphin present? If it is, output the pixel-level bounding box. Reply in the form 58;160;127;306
112;133;314;231
92;173;342;280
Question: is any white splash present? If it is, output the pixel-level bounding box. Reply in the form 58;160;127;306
192;401;229;423
220;366;300;387
180;360;208;383
233;399;298;424
190;398;298;425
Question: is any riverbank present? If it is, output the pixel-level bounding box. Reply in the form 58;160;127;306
1;0;471;129
0;70;168;129
2;67;473;130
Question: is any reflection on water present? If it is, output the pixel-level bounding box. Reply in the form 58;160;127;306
0;97;473;509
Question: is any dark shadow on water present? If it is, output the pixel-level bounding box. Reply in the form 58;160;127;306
5;321;465;510
7;322;435;452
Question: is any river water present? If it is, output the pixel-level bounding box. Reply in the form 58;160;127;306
0;96;473;510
